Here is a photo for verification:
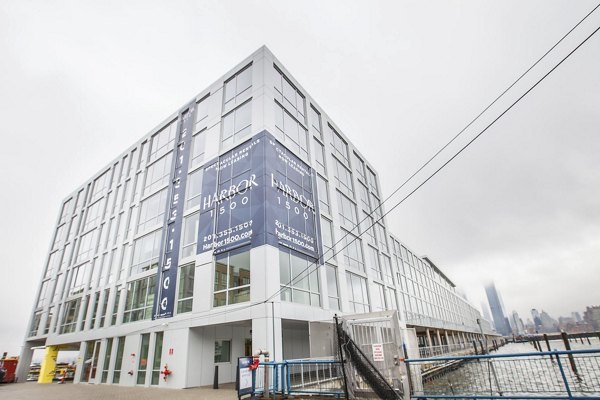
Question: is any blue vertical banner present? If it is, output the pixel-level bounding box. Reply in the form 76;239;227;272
153;103;195;319
197;130;322;261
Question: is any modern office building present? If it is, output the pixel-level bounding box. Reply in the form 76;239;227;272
485;282;511;336
20;46;494;388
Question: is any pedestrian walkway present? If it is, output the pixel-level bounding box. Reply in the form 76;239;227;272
0;382;238;400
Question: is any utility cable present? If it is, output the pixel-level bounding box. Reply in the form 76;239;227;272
265;4;600;301
126;15;600;335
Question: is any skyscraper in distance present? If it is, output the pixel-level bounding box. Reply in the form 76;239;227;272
485;282;511;336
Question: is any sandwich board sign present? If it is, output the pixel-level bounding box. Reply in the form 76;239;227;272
237;356;255;399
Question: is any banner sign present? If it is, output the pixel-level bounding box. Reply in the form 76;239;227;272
198;130;321;260
153;103;195;319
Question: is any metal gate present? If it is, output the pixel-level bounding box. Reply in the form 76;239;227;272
338;310;410;399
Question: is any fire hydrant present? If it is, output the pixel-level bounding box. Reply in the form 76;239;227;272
248;356;260;371
160;364;172;381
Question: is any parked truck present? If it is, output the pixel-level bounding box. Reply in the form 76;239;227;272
0;354;18;383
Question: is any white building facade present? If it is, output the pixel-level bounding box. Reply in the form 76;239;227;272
20;47;493;388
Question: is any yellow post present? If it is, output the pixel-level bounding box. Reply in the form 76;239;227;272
38;346;59;383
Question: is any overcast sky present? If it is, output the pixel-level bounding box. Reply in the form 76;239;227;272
1;1;599;356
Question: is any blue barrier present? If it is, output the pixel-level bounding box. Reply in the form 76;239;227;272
252;359;345;398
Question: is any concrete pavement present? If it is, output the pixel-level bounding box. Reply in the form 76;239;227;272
0;381;239;400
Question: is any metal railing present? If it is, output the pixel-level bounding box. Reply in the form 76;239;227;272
405;348;600;399
252;360;345;398
419;343;472;358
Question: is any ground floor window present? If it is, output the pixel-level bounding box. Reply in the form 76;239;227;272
137;333;150;384
279;248;320;306
112;336;126;384
214;340;231;363
101;338;113;383
214;247;250;307
151;332;164;385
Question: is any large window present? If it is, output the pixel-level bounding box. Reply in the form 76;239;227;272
110;287;121;326
341;230;364;272
362;212;376;246
367;167;379;196
45;250;61;279
316;175;330;214
82;199;104;232
44;306;54;334
346;273;370;313
52;224;66;251
195;96;209;130
137;333;150;384
123;275;156;323
274;65;305;121
112;336;126;384
186;168;203;210
177;263;195;314
313;138;326;175
224;64;252;112
144;152;173;196
29;312;42;337
279;248;320;307
382;255;394;285
88;291;100;329
337;192;358;229
60;298;81;334
68;262;90;296
375;223;389;253
214;248;250;307
274;102;309;160
90;170;110;203
151;332;164;385
353;152;366;182
99;289;109;327
357;182;370;212
320;217;335;259
75;229;97;263
309;105;322;139
59;198;73;225
326;264;340;310
180;212;199;258
130;229;161;275
149;119;178;162
371;283;386;312
222;100;252;148
330;127;349;166
100;338;113;383
137;189;168;233
333;158;354;198
367;245;382;281
190;130;207;168
386;288;399;311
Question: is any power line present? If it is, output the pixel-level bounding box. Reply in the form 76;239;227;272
267;3;600;300
125;14;600;335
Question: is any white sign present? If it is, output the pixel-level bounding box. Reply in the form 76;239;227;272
372;343;385;362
